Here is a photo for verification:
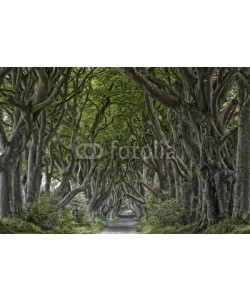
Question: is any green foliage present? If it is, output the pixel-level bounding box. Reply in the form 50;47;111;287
136;219;197;234
145;193;183;227
73;218;106;234
137;217;250;234
0;216;106;234
145;193;158;211
23;194;74;230
57;207;75;230
0;218;43;234
237;226;250;234
202;219;250;234
138;193;197;233
68;192;91;226
23;195;58;230
151;199;182;226
7;193;107;234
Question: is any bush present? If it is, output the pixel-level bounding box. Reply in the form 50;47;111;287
144;193;183;227
57;207;75;230
150;200;183;226
68;192;91;226
145;193;159;211
0;191;106;234
23;194;74;230
2;192;105;233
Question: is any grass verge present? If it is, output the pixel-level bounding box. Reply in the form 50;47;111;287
0;217;106;234
136;219;250;234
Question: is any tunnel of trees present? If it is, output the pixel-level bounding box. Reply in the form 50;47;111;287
0;67;250;233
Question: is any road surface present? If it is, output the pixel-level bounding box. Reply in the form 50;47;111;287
100;211;139;234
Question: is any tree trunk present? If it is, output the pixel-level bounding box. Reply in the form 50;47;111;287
233;94;250;220
0;159;23;217
181;182;193;224
13;159;23;215
25;131;43;202
0;166;13;217
167;162;176;199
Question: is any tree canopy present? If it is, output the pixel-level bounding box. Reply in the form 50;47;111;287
0;67;250;233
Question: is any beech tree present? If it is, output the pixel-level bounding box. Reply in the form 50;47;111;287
232;68;250;220
0;67;70;217
123;67;239;227
0;67;250;231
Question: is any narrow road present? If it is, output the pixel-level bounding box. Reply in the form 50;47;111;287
100;211;139;234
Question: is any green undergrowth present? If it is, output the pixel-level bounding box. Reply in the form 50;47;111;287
136;219;197;234
0;218;43;234
0;193;106;234
0;217;106;234
202;220;250;234
136;219;250;234
139;193;250;234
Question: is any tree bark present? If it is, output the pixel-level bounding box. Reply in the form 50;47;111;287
233;76;250;220
0;158;23;217
181;182;193;224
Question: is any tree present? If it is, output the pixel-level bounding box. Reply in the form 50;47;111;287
233;68;250;220
123;67;238;227
0;68;70;217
